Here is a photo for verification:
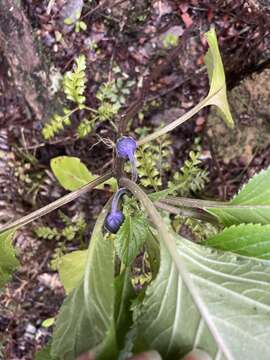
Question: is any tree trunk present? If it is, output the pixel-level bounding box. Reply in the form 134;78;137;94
0;0;58;122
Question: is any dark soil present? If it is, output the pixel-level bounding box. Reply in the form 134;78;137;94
0;1;270;359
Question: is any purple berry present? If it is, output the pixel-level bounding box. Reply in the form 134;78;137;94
116;136;137;160
105;210;124;233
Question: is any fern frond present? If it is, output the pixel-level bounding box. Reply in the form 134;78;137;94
77;118;93;138
42;109;71;140
97;102;120;121
35;226;60;240
63;54;87;106
134;133;172;191
168;151;209;196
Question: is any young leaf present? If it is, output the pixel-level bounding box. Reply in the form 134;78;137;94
204;223;270;259
52;250;87;294
115;214;149;265
207;166;270;225
51;156;116;191
51;204;117;359
133;236;270;360
204;28;234;128
0;230;19;289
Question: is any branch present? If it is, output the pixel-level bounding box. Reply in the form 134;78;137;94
0;171;113;234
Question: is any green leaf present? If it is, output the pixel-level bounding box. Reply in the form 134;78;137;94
64;16;74;25
51;205;117;360
145;229;160;279
204;28;234;128
52;250;87;294
79;21;87;31
115;214;149;265
0;230;19;289
114;268;136;349
207;167;270;225
134;236;270;359
35;342;53;360
231;167;270;205
51;156;116;191
42;317;55;328
204;223;270;259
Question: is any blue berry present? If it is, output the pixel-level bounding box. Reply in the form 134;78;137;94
105;210;124;233
116;136;137;160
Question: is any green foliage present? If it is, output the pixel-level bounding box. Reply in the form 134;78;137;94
52;250;87;294
35;212;87;271
51;156;94;191
0;230;19;289
207;166;270;225
162;33;178;48
168;151;209;196
64;9;87;33
204;223;270;259
204;28;234;128
42;55;87;139
42;318;55;328
172;216;218;241
42;109;71;140
134;131;172;190
77;118;92;138
51;205;117;360
35;342;52;360
115;213;150;266
114;269;136;349
63;55;87;105
35;226;60;240
51;156;116;191
35;213;86;243
42;55;134;140
133;235;270;359
96;79;134;122
5;28;265;360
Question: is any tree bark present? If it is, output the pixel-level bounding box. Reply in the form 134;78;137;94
0;0;57;122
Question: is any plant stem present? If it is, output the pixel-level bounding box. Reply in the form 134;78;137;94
0;171;113;234
120;177;232;359
137;97;208;146
84;106;98;113
161;196;270;210
155;201;218;224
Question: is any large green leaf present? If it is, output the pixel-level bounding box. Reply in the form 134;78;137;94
51;205;117;360
204;28;234;128
115;214;149;265
207;167;270;225
52;250;87;294
204;223;270;259
0;230;19;289
51;156;116;191
134;235;270;360
35;342;53;360
114;269;136;349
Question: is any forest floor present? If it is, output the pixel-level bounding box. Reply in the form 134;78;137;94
0;1;270;359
